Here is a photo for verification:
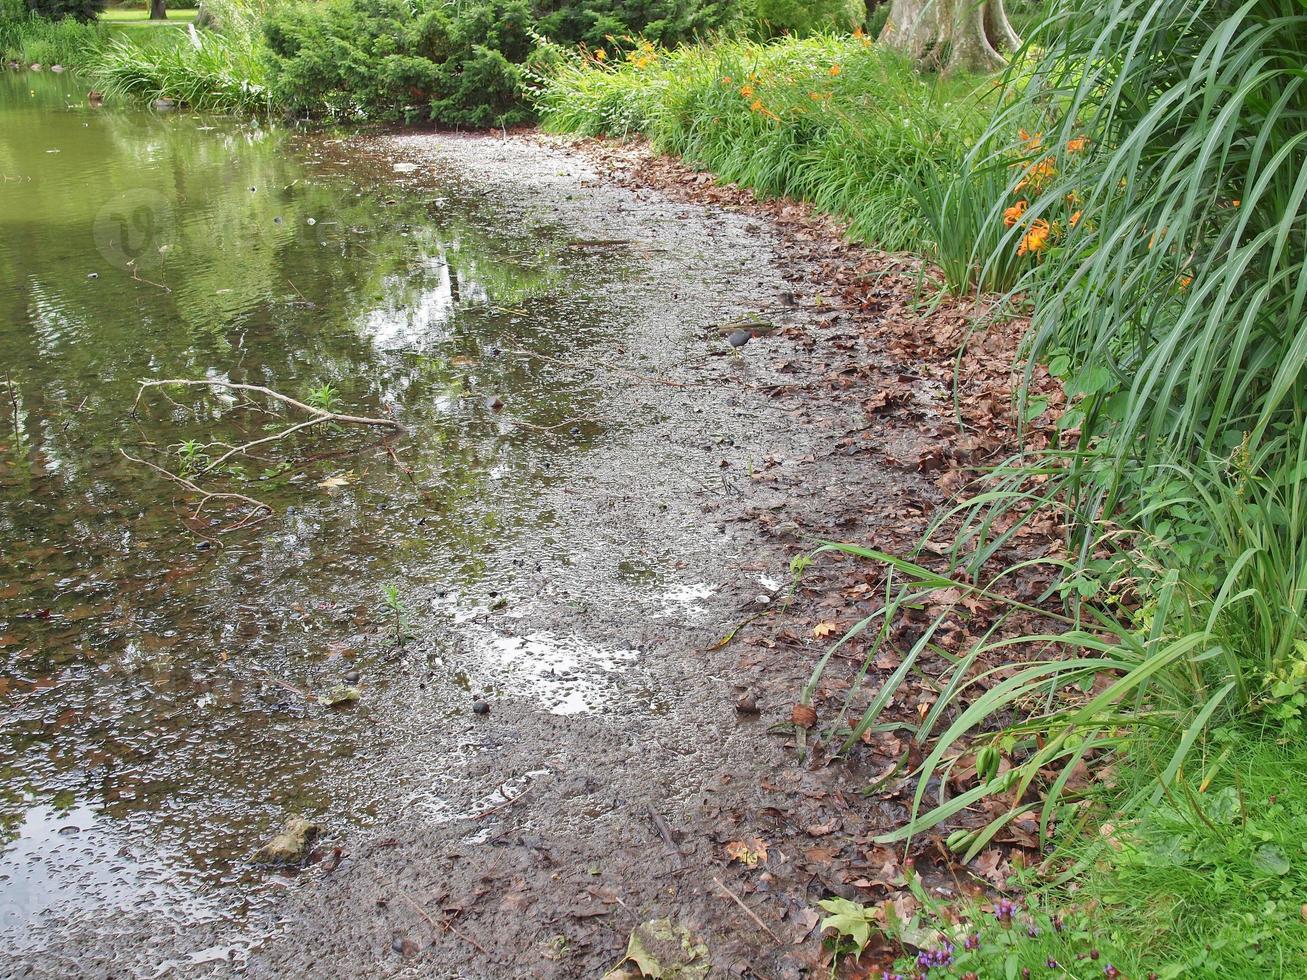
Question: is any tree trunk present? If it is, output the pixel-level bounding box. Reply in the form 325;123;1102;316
984;0;1023;55
149;0;167;20
879;0;1021;74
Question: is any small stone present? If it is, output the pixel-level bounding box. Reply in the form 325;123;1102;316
754;593;771;605
321;684;360;707
735;693;760;715
472;700;490;715
253;816;321;865
391;935;418;957
727;328;751;348
343;669;360;684
86;272;98;279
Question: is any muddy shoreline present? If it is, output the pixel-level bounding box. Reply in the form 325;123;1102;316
5;125;941;978
234;133;936;980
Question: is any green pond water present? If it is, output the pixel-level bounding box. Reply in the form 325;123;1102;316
0;70;656;955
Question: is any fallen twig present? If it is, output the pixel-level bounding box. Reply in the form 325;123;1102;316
121;449;272;532
474;777;535;819
133;379;403;433
125;379;406;532
711;876;783;945
400;894;490;955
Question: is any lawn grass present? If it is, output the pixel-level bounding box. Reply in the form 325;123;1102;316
101;7;198;26
1075;736;1307;978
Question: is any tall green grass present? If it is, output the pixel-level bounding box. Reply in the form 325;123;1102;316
91;18;268;112
0;12;108;66
808;0;1307;859
535;34;992;252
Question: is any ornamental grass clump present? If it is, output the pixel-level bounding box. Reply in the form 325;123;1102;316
536;32;990;252
807;0;1307;870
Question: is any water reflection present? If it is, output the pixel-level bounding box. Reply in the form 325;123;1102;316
0;68;636;951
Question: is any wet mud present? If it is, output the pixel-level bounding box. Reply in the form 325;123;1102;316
239;133;930;980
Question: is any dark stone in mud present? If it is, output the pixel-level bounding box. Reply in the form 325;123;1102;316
735;692;760;715
253;816;321;865
343;669;360;684
472;699;490;715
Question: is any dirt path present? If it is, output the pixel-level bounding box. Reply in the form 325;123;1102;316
229;132;966;979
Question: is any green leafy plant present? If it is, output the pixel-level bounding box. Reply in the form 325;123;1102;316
173;438;208;476
805;0;1307;867
382;583;409;644
752;0;863;36
305;382;341;413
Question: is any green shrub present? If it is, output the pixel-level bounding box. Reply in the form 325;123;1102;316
534;0;744;48
264;0;540;125
264;0;745;126
752;0;862;35
25;0;106;23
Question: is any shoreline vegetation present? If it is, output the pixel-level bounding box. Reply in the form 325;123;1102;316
4;0;1304;975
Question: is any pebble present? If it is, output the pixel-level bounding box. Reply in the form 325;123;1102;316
86;272;98;279
472;699;490;715
343;670;360;684
735;692;760;715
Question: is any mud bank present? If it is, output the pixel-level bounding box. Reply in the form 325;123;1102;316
227;133;934;980
4;125;936;977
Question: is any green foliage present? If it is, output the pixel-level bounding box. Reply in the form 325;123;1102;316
534;0;743;48
801;0;1307;882
752;0;862;36
262;0;535;125
93;23;270;112
915;159;1026;294
263;0;743;126
305;383;341;413
1078;737;1307;977
0;5;107;65
536;34;988;251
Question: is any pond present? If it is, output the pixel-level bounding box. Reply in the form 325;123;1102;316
0;66;788;968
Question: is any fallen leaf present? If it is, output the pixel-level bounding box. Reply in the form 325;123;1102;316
317;474;351;490
812;620;841;638
725;838;769;866
791;703;817;728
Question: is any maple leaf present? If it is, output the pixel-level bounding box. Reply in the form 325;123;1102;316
812;620;841;638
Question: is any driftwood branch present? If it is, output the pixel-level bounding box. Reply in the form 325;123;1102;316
126;378;405;535
133;379;403;432
120;448;273;533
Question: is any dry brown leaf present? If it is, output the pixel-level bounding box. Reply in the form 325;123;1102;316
724;837;769;867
